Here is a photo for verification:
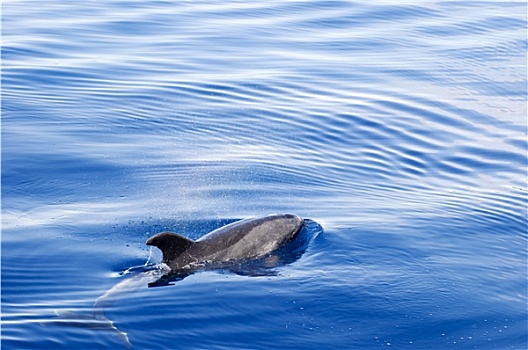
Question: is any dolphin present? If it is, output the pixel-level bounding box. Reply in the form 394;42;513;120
146;214;303;272
44;214;308;348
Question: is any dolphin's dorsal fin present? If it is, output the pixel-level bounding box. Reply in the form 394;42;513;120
146;232;195;264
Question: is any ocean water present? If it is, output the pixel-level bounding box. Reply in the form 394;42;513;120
2;0;527;349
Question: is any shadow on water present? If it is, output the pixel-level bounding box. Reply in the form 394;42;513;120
42;265;167;348
44;218;324;348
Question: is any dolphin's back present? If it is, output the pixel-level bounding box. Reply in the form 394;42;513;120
191;214;303;261
146;214;303;270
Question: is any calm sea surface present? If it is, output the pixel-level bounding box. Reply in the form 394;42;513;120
2;1;527;349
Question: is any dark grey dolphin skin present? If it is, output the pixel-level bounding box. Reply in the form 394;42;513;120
146;214;303;271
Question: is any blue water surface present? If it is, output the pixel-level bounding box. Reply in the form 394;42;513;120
2;1;527;349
